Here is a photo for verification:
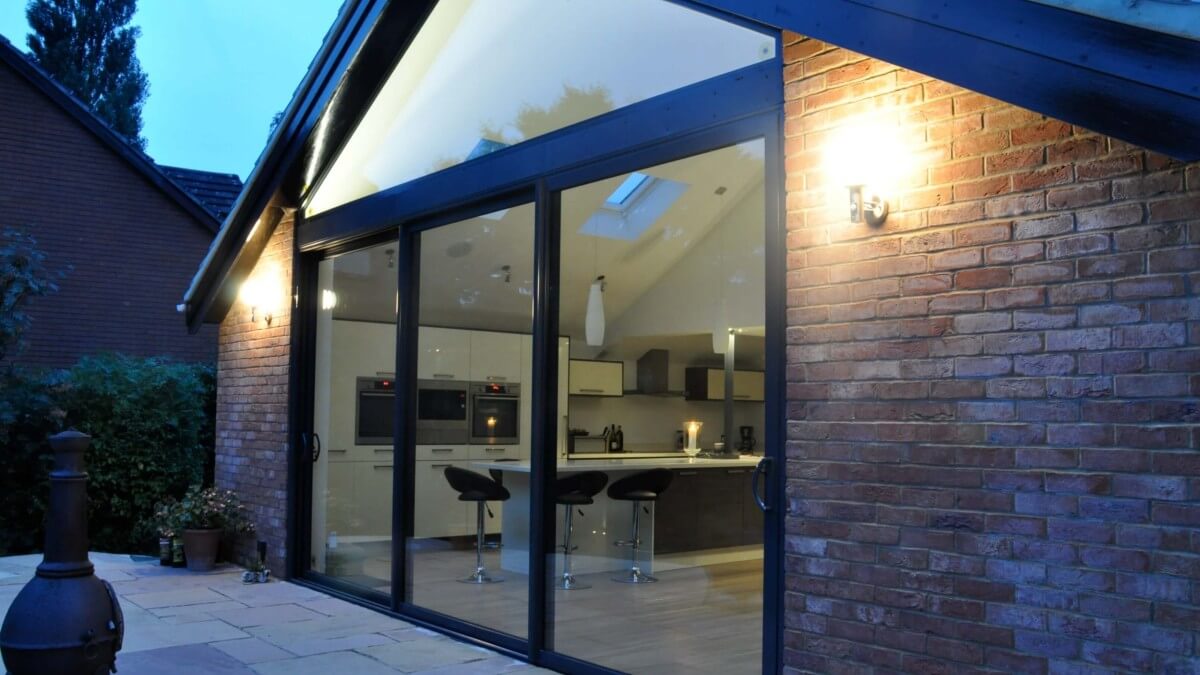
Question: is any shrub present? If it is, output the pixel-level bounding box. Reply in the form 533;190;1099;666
0;354;215;555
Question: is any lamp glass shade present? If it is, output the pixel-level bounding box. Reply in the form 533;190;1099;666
585;279;605;346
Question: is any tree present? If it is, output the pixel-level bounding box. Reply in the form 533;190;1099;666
25;0;149;150
0;228;63;364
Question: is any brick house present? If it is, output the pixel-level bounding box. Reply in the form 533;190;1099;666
183;2;1198;673
0;35;239;368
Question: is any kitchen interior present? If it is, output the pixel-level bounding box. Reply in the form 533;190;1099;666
310;139;767;674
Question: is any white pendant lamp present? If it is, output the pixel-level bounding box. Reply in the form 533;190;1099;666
585;275;605;346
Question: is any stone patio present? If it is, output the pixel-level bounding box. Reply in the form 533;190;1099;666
0;553;551;674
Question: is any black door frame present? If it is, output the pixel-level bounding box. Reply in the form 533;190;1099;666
287;45;786;675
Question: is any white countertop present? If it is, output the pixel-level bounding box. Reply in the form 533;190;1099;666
472;455;763;473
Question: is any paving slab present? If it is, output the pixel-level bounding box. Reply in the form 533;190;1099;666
211;637;296;664
0;553;523;674
357;637;496;672
250;650;400;675
117;643;258;675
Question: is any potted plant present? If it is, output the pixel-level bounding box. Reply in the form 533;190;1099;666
151;498;180;566
175;485;254;571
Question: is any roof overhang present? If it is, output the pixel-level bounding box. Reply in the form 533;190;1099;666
184;0;1200;331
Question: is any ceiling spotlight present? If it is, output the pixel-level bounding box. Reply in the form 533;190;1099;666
490;264;512;283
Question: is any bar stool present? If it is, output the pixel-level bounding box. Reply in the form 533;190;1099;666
607;468;673;584
554;471;608;590
443;467;510;584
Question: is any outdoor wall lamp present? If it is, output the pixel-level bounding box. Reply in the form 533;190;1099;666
847;184;889;227
239;265;282;326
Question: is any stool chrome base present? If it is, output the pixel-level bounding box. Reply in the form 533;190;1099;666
612;567;657;584
556;573;590;590
460;567;503;584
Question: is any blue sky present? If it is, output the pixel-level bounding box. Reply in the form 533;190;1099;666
0;1;342;179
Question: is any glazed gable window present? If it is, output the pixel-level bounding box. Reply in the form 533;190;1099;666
304;0;774;215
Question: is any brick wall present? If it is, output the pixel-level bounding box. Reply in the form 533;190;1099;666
0;60;216;368
783;33;1199;673
215;213;293;575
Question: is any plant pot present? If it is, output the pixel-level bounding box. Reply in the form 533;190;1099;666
182;529;222;571
159;537;173;566
171;537;185;567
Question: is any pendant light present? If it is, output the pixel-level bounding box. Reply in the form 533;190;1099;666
712;185;728;354
586;275;605;346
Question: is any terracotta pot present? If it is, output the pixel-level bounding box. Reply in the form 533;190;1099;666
182;529;221;571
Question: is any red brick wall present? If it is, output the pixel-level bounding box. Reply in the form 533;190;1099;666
215;213;293;575
0;61;217;368
783;34;1200;673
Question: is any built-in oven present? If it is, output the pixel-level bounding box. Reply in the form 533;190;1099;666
355;377;396;445
415;379;469;445
469;382;520;445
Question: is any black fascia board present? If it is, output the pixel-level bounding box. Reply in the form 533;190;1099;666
696;0;1200;160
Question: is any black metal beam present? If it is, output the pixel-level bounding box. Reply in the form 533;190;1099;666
698;0;1200;160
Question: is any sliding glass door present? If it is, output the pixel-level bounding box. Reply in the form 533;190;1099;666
543;140;771;674
405;201;535;639
309;241;399;598
299;121;783;674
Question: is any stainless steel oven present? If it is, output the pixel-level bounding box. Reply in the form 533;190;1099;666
355;377;396;445
469;382;520;445
415;379;469;445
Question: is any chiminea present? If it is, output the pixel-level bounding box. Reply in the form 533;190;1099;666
0;430;124;674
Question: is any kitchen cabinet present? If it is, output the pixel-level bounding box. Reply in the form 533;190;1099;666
417;327;470;381
568;359;623;396
733;370;765;401
654;467;762;554
684;367;765;402
468;444;519;461
415;444;468;461
470;331;522;383
359;461;394;538
325;461;358;535
414;460;471;538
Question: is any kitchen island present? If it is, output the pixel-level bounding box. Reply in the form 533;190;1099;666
473;455;764;575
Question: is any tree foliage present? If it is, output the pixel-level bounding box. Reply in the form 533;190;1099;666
25;0;149;150
0;355;216;555
0;228;63;363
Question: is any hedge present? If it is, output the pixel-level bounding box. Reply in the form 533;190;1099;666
0;354;214;555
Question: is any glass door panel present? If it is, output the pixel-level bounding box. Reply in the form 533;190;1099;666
310;240;399;596
548;141;767;673
407;203;534;638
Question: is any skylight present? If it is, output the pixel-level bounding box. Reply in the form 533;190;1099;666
580;176;687;241
605;172;650;207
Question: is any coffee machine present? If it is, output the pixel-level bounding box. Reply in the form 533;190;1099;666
738;426;757;454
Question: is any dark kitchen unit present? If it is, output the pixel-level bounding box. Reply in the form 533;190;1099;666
654;466;764;554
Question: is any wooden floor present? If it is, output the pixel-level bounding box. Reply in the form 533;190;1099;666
339;540;764;674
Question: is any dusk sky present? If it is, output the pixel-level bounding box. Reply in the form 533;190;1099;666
0;1;342;179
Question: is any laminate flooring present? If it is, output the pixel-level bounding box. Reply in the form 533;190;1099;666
333;540;764;674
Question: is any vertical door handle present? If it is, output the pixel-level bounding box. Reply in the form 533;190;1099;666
751;456;772;512
303;432;321;463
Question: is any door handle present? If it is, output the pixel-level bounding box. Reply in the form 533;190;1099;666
751;457;772;512
303;432;321;463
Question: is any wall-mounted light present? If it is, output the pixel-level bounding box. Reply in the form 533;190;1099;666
826;118;910;228
847;184;889;227
239;264;283;326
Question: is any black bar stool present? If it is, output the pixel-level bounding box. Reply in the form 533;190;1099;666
606;468;673;584
554;471;609;590
444;467;510;584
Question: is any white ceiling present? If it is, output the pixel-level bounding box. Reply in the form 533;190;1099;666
329;140;766;362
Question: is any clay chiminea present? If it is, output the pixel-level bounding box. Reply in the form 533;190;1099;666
0;429;124;674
